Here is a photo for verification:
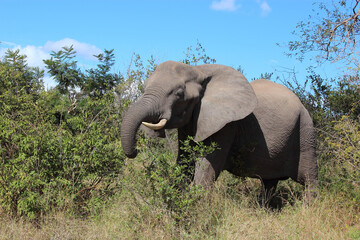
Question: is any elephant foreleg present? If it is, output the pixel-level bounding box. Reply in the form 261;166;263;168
194;157;219;188
193;123;236;189
259;179;279;207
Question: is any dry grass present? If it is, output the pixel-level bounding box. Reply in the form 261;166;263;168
1;168;359;240
215;197;359;239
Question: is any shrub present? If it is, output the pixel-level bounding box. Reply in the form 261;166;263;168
318;116;360;205
0;89;126;219
138;135;218;224
283;71;360;207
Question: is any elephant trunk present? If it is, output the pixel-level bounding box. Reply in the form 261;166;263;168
120;96;160;158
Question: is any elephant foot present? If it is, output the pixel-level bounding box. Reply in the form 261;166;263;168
258;179;279;208
304;179;319;205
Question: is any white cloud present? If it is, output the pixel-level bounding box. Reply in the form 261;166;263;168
0;38;102;87
259;1;271;16
211;0;272;16
0;38;102;68
0;44;50;69
42;75;56;89
44;38;102;60
21;45;51;69
211;0;240;11
1;41;17;46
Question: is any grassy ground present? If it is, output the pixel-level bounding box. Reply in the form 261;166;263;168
1;162;359;240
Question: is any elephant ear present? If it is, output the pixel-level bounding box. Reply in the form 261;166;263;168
193;66;257;142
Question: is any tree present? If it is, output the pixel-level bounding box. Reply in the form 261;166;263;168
44;46;123;100
286;0;360;68
110;53;159;108
85;49;123;98
0;48;126;219
43;45;83;100
0;49;44;95
251;72;273;81
182;40;216;66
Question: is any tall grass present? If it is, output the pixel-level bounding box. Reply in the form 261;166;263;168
1;161;359;240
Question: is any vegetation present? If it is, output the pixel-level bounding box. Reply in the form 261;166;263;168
0;1;360;238
0;48;126;220
285;0;360;68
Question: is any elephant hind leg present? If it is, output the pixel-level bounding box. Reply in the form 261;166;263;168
298;108;319;202
298;146;319;202
259;179;279;207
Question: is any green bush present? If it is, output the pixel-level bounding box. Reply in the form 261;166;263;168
137;135;218;224
283;72;360;207
0;50;126;220
0;89;125;219
318;116;360;205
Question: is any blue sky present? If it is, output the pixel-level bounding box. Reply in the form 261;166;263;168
0;0;342;87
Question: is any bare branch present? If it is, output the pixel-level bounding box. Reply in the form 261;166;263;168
286;0;360;69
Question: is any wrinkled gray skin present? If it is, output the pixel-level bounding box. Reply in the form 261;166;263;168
121;61;318;202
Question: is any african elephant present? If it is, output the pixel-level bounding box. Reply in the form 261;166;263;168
120;61;318;202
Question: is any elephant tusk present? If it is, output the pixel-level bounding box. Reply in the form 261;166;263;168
142;119;167;130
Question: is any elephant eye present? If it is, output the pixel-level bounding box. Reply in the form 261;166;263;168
175;88;185;99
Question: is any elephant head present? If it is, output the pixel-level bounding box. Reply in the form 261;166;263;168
120;61;257;158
